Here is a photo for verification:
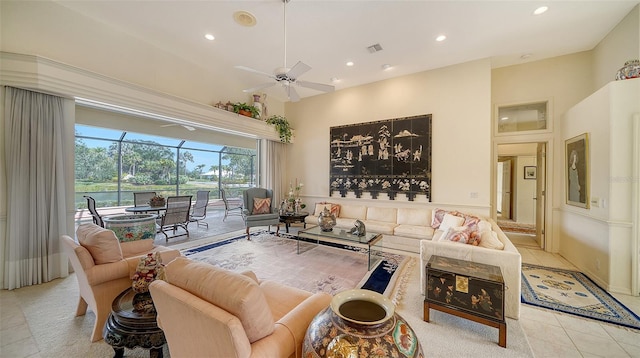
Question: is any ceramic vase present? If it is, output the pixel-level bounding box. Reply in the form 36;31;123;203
317;207;336;232
615;59;640;80
303;289;423;358
103;214;158;242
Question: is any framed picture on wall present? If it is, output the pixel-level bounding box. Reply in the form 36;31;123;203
524;166;537;179
565;133;590;209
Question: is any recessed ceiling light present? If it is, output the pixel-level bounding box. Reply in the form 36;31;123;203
520;53;533;60
346;61;354;67
204;34;215;41
435;35;447;42
233;10;257;27
330;77;340;83
533;6;548;15
381;64;392;71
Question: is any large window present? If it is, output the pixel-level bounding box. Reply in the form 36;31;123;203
75;124;256;209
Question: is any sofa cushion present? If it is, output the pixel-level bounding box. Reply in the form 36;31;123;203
339;204;367;220
479;230;505;250
366;207;397;224
438;214;465;232
253;197;272;215
397;208;431;226
363;220;396;235
76;223;123;264
164;257;274;343
394;224;434;240
314;202;341;217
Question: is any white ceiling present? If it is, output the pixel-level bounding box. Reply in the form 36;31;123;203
54;0;639;102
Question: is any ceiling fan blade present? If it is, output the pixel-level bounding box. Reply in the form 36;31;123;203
286;61;312;80
297;80;335;93
182;125;196;131
287;85;300;102
235;65;275;79
242;82;276;93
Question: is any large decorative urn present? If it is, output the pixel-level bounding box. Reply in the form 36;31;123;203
103;214;158;242
303;289;423;358
317;207;337;232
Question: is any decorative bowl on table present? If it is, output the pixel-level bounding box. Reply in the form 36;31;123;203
303;289;423;357
103;214;158;242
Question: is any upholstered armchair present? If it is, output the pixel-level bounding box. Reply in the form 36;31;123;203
149;257;332;358
60;224;181;342
242;188;280;239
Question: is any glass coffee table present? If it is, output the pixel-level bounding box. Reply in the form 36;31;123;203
297;226;383;270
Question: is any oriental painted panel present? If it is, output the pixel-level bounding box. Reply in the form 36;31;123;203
329;114;432;201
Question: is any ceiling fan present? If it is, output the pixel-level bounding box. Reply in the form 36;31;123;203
235;0;334;102
160;123;196;131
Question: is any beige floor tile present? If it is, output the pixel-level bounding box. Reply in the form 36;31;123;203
556;313;609;337
520;305;562;327
0;307;26;331
0;323;32;347
527;336;582;358
521;319;575;347
602;324;640;348
0;337;40;358
619;342;640;358
565;328;631;357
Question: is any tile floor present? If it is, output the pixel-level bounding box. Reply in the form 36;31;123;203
1;220;639;357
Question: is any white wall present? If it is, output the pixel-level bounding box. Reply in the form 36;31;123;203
284;59;492;214
559;78;639;294
515;156;537;224
592;5;640;91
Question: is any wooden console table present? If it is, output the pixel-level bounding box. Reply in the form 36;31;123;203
424;255;506;348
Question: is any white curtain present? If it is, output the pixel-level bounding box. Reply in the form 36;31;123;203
263;139;287;206
4;87;68;289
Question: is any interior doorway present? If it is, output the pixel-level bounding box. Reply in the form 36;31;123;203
495;142;546;249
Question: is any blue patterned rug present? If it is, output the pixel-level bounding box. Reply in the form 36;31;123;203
521;263;640;330
181;230;410;298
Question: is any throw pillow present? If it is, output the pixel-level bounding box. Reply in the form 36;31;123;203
252;197;272;214
479;231;505;250
315;202;341;217
132;252;165;294
441;226;471;244
438;213;466;233
76;223;123;264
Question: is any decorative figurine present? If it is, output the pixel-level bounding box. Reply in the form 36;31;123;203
349;219;366;236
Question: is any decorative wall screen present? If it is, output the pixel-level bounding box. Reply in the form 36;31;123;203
330;114;432;201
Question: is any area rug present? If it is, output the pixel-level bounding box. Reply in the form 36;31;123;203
182;230;412;300
497;219;536;235
521;263;640;330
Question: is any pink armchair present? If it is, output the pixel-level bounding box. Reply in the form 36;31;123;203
149;257;332;358
60;223;181;342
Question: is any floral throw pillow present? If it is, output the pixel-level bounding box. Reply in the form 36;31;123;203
252;197;271;215
132;252;165;293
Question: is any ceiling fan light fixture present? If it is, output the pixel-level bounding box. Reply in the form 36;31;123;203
233;11;257;27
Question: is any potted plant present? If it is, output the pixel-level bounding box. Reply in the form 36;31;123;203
232;102;260;118
266;115;293;143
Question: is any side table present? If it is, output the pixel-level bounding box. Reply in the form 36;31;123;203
103;288;166;358
424;255;506;347
279;211;309;233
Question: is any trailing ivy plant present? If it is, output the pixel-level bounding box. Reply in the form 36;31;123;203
265;115;293;143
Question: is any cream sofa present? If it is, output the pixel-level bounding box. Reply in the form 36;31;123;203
305;203;521;319
149;257;332;358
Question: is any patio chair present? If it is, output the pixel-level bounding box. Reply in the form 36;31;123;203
83;195;104;227
158;195;192;241
220;188;243;221
242;188;280;240
189;190;210;228
133;191;157;207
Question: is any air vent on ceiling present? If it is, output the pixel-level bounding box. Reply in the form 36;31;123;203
367;43;383;53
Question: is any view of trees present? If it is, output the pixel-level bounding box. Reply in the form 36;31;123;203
75;130;256;207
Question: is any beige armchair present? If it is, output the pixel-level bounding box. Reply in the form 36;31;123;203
149;257;332;358
60;223;181;342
